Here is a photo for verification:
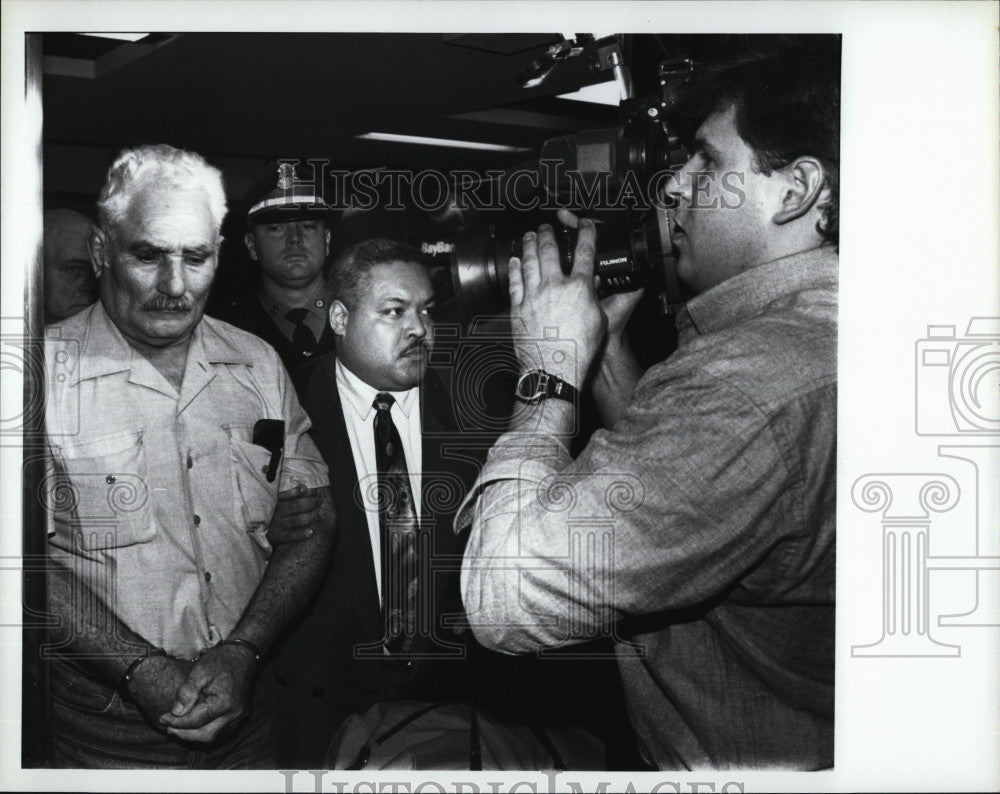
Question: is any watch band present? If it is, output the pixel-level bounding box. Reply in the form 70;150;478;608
515;370;578;405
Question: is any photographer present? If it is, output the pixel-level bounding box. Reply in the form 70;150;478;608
458;43;839;770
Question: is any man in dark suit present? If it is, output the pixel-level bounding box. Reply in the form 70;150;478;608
272;238;488;768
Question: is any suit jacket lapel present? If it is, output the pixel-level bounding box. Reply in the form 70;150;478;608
303;360;382;643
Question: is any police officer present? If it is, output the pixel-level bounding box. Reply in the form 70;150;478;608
214;162;337;371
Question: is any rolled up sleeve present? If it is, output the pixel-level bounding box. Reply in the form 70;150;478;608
458;362;801;656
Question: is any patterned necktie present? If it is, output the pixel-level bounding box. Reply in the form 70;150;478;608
372;393;420;654
285;307;318;357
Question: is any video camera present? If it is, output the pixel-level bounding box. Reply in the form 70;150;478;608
447;36;698;319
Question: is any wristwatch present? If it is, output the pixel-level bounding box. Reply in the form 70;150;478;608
515;370;578;405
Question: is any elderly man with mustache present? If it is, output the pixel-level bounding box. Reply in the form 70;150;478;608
43;144;335;768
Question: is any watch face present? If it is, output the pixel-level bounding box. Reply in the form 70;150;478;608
515;371;547;403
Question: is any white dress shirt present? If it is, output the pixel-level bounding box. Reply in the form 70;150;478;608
335;358;422;604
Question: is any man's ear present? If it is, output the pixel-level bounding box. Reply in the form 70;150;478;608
324;227;331;257
244;231;258;261
87;227;108;280
329;300;349;336
772;156;827;226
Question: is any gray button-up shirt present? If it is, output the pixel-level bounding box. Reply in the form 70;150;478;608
45;303;329;660
459;246;838;769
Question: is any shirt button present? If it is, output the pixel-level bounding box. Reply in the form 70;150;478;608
312;688;325;699
204;571;212;582
105;475;116;484
193;514;201;526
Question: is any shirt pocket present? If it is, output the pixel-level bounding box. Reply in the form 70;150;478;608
222;424;280;544
50;431;156;552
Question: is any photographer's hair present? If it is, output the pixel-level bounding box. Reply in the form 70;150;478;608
329;238;425;309
681;38;840;246
97;144;228;237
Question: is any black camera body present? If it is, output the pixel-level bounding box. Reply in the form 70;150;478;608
447;52;696;320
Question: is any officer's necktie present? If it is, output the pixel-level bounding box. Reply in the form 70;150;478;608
285;307;318;358
372;393;419;654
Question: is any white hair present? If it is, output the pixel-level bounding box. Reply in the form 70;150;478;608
97;144;228;235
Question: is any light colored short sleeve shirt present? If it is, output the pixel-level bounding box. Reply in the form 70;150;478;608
45;303;329;659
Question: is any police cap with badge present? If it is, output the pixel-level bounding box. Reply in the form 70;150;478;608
244;161;333;226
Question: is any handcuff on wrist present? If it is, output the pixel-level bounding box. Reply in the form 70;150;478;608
120;638;263;695
514;369;578;405
207;637;263;666
120;646;167;690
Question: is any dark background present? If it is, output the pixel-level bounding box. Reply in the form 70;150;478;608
40;32;791;365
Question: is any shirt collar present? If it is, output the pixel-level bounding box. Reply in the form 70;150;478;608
677;246;838;340
335;357;419;421
69;301;252;385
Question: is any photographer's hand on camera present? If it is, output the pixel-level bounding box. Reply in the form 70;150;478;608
592;287;644;428
508;213;606;389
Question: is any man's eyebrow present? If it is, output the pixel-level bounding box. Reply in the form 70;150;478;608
378;294;435;306
128;242;168;256
693;136;723;159
128;242;215;256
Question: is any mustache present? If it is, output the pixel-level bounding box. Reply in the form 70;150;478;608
141;297;191;312
401;340;428;356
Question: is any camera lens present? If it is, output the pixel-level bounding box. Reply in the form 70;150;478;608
450;227;514;318
449;217;669;319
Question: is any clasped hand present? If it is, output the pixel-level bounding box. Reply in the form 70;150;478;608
156;643;257;742
126;644;255;743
